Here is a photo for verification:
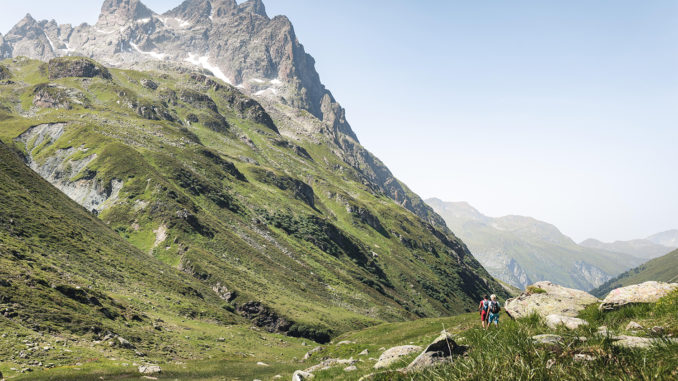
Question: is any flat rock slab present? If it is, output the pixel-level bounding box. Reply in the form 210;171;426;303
545;314;589;330
374;345;422;369
599;281;678;311
505;281;599;318
532;334;563;346
138;365;161;375
611;335;678;349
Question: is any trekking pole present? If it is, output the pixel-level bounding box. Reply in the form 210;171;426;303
441;323;453;356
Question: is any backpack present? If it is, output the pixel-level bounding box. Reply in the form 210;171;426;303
479;300;489;312
490;301;500;314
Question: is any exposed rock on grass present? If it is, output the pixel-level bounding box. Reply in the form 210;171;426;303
505;281;599;318
599;281;678;311
406;331;466;371
138;365;161;374
532;334;563;346
48;57;111;80
374;345;422;369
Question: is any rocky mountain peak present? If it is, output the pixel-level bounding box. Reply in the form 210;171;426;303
238;0;267;18
165;0;213;22
210;0;238;19
98;0;155;26
8;14;40;36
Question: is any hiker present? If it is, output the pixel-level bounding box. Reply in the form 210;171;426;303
487;294;501;328
478;295;490;329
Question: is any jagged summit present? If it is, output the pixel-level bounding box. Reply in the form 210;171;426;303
98;0;155;26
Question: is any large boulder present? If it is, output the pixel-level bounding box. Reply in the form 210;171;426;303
545;314;589;330
373;345;422;369
405;331;465;372
504;281;599;318
48;57;112;80
599;281;678;311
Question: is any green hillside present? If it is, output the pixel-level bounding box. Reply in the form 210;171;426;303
0;140;326;379
0;56;506;341
591;249;678;298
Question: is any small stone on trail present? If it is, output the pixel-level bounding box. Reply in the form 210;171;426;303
359;349;369;356
344;365;358;371
256;361;269;366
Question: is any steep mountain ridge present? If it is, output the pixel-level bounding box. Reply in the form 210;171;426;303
426;198;645;290
0;0;450;228
0;51;504;339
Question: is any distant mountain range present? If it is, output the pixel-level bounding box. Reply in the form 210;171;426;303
426;199;675;291
591;248;678;298
580;230;678;259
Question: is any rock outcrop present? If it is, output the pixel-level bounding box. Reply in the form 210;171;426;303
599;281;678;311
48;57;112;80
504;281;599;319
405;331;465;372
373;345;422;369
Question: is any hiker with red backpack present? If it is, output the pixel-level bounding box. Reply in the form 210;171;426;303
478;295;490;329
487;294;501;328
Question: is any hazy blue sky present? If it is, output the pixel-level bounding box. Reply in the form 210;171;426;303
2;1;676;242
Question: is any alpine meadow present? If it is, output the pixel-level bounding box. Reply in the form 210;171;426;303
0;1;676;380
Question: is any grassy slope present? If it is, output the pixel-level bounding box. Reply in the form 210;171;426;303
591;249;678;298
0;56;507;337
298;290;678;380
0;141;319;380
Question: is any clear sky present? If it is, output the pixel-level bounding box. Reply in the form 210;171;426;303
2;1;677;243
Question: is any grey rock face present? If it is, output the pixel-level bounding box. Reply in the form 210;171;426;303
15;123;123;214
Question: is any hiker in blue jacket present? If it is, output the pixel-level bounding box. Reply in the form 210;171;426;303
487;294;501;328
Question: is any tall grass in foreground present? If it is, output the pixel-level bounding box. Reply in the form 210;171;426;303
373;291;678;380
